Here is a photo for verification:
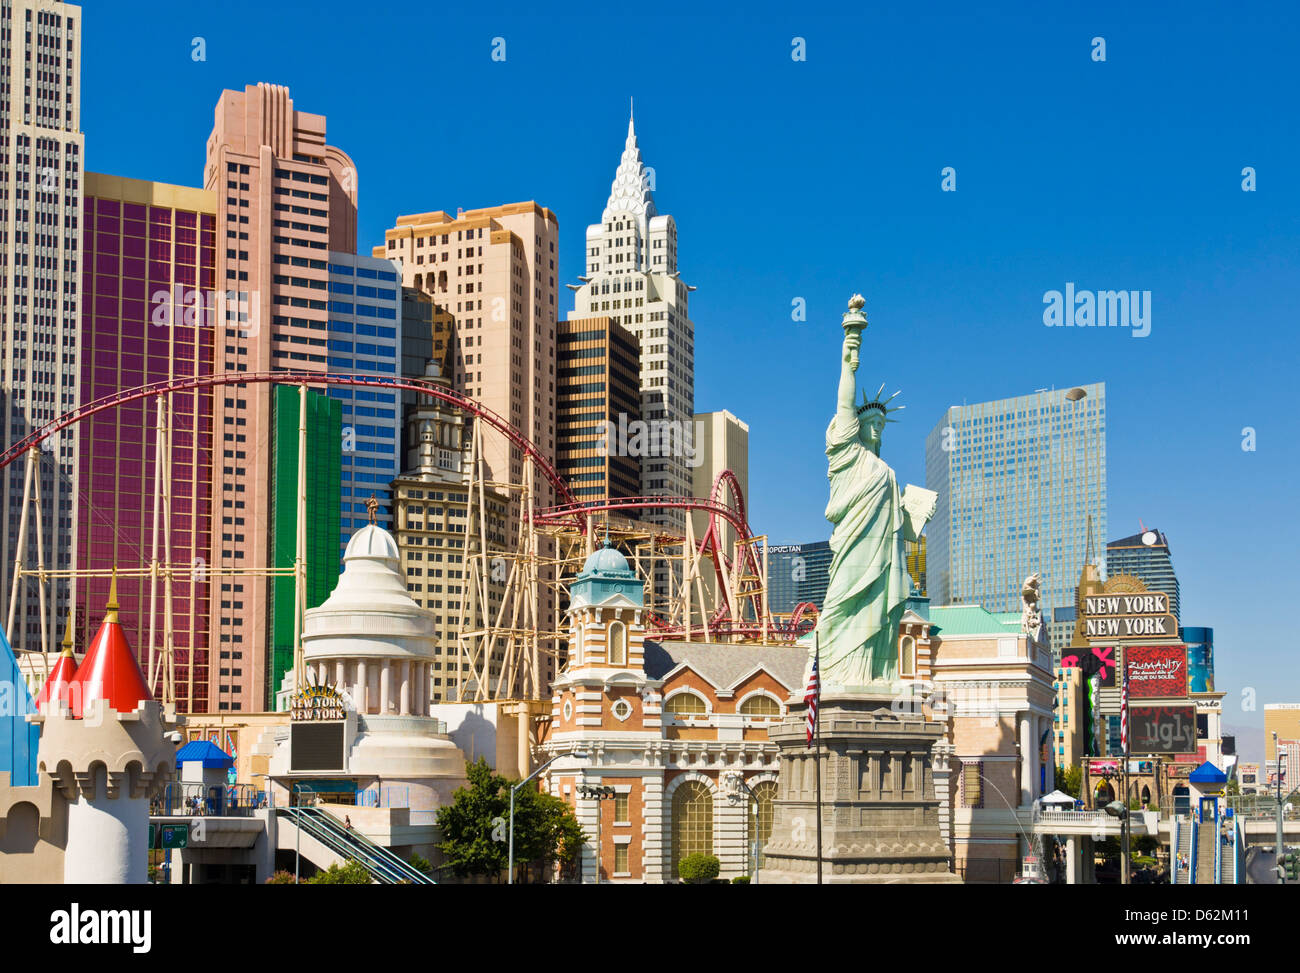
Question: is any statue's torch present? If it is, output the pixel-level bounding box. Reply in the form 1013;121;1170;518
842;293;868;370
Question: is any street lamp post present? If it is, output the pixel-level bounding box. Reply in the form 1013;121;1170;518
577;785;616;883
725;772;760;882
1275;732;1286;884
509;750;588;885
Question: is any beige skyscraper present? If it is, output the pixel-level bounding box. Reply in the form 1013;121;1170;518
691;410;749;608
0;0;84;658
203;83;358;711
377;202;561;695
570;112;695;528
391;362;507;702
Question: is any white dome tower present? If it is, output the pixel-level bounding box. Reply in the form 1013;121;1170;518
272;522;466;808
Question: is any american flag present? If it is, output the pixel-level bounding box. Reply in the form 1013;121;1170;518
1120;663;1130;752
805;646;820;747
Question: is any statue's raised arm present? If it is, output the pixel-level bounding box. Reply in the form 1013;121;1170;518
837;295;866;419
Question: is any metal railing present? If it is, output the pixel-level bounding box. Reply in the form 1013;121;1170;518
277;805;433;884
151;783;265;818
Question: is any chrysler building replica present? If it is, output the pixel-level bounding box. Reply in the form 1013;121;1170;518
571;108;696;532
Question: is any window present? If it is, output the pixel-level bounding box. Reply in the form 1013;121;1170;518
611;698;633;722
664;692;707;717
671;780;713;878
899;635;915;676
614;844;629;874
751;780;778;847
607;621;627;666
614;792;629;823
739;694;781;717
961;761;984;808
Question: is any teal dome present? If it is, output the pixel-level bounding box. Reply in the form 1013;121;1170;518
582;543;631;575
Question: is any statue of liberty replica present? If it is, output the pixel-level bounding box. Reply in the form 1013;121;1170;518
817;294;936;690
758;295;958;884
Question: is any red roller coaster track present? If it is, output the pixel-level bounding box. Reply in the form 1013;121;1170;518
1;370;817;642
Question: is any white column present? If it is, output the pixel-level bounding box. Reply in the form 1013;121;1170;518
1066;836;1078;884
1019;716;1033;807
356;660;368;714
399;660;411;716
334;659;344;690
380;660;392;714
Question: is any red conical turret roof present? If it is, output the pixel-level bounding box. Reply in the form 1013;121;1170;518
36;608;78;713
66;573;152;719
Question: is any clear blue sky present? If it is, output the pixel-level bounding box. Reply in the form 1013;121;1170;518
84;1;1298;753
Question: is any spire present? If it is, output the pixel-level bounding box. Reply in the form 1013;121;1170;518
60;606;75;657
65;579;152;718
106;568;120;623
603;106;656;224
38;610;79;713
629;96;634;138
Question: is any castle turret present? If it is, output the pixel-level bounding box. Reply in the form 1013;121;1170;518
33;578;176;883
36;611;78;714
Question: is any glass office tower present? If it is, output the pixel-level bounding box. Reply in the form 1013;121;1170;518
925;384;1107;653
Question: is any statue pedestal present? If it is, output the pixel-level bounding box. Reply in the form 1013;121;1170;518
757;692;960;883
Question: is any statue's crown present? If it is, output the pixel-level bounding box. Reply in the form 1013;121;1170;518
857;383;904;421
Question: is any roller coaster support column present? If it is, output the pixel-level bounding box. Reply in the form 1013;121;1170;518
6;446;36;653
293;385;307;692
148;398;165;689
32;443;49;662
162;392;175;707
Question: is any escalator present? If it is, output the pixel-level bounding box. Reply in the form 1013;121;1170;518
277;806;434;884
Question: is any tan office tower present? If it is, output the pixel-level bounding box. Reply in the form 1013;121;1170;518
690;410;748;608
557;315;641;501
378;203;560;696
203;83;358;711
391;361;507;702
0;0;83;658
570;111;695;530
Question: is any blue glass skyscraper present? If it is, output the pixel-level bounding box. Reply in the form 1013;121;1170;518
925;384;1107;652
326;253;402;558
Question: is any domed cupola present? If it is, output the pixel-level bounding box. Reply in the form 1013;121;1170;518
571;541;643;611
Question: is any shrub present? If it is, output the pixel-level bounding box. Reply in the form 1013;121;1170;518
266;870;299;885
731;875;751;885
678;853;721;885
306;860;373;884
409;854;433;876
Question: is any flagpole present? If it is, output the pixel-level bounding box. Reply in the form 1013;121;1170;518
814;632;823;885
1121;661;1131;887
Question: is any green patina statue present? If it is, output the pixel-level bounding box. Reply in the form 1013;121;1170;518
813;295;937;691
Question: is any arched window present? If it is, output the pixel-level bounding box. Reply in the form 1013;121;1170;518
671;780;713;877
571;624;584;667
607;621;627;667
664;692;707;717
751;780;778;848
899;635;915;676
739;694;781;717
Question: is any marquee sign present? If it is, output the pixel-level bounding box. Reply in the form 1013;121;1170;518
1083;591;1178;641
1124;645;1189;698
290;684;346;722
1129;705;1198;754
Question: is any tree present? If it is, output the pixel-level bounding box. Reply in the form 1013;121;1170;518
307;860;373;884
436;757;511;879
436;756;587;882
511;783;587;882
1056;764;1083;798
678;853;721;884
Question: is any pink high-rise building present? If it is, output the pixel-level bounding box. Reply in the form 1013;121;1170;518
203;83;358;711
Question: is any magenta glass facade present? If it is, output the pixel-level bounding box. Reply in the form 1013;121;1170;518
78;192;216;713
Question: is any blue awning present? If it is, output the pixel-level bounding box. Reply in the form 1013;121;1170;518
1188;761;1227;784
175;740;235;769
